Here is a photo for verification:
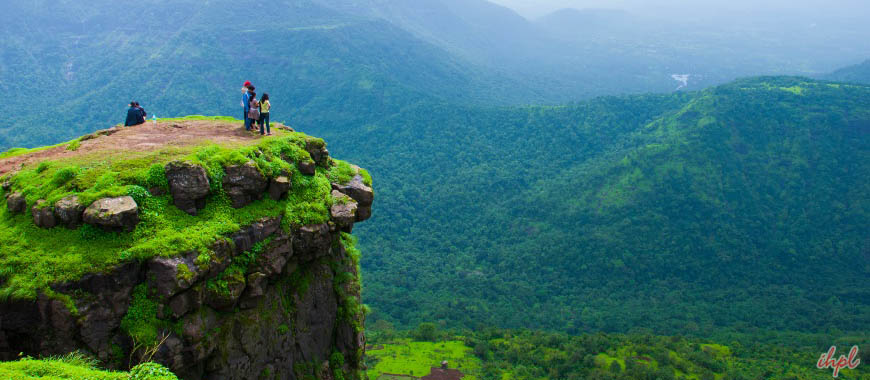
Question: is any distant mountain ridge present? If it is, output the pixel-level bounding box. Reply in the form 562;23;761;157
822;59;870;84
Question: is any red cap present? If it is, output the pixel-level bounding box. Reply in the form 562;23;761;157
243;81;252;87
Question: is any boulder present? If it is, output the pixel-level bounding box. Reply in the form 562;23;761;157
6;192;26;214
332;174;373;222
330;191;358;228
54;195;85;228
331;175;373;207
165;161;211;215
83;196;139;232
297;160;316;176
32;200;57;229
268;175;291;200
148;256;197;299
222;162;268;208
1;180;10;191
305;141;330;167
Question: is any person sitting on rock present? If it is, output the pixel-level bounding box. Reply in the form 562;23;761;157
125;101;145;127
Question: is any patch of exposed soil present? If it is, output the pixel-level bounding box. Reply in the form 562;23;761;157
0;120;282;176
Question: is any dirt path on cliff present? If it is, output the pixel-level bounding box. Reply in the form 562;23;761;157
0;120;281;176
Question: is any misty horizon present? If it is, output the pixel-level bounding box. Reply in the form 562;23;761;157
488;0;870;19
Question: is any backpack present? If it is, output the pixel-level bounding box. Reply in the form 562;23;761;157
248;98;260;120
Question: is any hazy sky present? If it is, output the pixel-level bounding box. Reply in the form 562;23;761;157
488;0;870;19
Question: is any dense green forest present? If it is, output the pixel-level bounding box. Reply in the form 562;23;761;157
313;77;870;338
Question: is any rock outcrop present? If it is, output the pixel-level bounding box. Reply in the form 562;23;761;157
305;141;330;167
330;191;358;230
332;173;374;222
32;200;57;229
269;175;291;200
297;160;316;176
5;192;25;214
83;196;140;232
0;127;370;380
54;195;85;228
223;162;268;208
0;218;366;380
166;161;211;216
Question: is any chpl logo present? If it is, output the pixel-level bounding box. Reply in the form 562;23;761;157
817;346;861;378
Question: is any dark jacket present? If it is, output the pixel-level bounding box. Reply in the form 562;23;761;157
125;107;144;126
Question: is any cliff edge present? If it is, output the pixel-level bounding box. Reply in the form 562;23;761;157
0;117;374;380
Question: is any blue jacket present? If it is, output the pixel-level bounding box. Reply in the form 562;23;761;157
125;107;144;126
243;92;251;112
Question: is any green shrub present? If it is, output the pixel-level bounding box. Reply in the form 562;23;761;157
129;362;179;380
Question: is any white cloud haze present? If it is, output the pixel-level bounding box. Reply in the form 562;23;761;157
487;0;870;19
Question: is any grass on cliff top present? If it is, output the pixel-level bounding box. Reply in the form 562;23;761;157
0;116;371;300
365;340;481;380
0;353;177;379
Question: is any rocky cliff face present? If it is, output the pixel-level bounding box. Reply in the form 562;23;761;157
0;217;365;380
0;121;373;380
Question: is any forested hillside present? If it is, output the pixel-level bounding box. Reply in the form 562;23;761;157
0;0;533;150
823;60;870;84
315;77;870;338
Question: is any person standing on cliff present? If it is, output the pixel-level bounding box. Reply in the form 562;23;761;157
258;93;271;136
241;81;253;130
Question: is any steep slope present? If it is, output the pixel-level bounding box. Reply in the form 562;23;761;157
0;118;374;379
316;77;870;336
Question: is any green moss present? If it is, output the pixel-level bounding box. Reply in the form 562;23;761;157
278;324;290;334
120;284;172;347
327;160;358;185
176;263;194;283
129;362;180;380
0;128;370;301
0;353;178;379
283;174;332;227
358;169;373;187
